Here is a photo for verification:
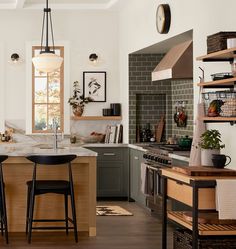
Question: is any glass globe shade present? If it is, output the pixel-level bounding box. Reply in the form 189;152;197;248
32;53;63;73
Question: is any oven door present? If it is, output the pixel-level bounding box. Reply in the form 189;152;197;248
146;165;163;213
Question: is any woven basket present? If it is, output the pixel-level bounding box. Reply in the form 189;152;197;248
202;91;236;117
174;229;236;249
207;31;236;54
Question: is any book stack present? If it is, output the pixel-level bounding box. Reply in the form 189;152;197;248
104;124;123;143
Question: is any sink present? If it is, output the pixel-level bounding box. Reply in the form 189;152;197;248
34;144;66;149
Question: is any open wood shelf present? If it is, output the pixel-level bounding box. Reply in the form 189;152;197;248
71;116;122;121
197;47;236;62
199;116;236;122
168;211;236;236
197;77;236;88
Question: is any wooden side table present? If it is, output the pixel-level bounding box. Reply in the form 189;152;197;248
161;168;236;249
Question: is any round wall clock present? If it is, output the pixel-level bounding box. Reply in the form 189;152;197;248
156;4;171;34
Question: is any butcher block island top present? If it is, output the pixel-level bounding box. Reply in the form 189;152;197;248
162;166;236;184
171;166;236;176
0;144;97;236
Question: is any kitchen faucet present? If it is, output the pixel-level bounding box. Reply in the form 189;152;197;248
52;118;58;150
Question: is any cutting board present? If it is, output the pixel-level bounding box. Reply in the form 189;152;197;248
183;211;236;225
155;115;165;143
172;166;236;176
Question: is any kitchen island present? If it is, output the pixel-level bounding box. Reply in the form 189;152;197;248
0;144;97;236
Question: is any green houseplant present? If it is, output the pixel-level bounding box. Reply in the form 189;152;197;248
68;81;92;116
199;129;225;166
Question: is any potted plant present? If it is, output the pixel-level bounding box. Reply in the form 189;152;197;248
199;129;225;166
68;81;92;116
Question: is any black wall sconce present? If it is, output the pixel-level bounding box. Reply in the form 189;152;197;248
11;53;20;63
89;53;99;65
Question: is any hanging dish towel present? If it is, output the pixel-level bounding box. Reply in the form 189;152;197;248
189;103;206;166
140;163;148;195
216;179;236;219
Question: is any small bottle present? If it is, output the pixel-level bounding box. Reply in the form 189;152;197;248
1;134;5;142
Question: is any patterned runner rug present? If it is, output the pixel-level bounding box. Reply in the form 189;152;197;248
96;206;133;216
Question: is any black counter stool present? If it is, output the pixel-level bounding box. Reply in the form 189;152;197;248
0;155;8;244
25;154;78;243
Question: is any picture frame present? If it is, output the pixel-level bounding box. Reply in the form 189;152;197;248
83;71;106;102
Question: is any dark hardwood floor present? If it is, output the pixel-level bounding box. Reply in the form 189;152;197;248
1;202;173;249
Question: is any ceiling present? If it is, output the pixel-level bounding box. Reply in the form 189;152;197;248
0;0;122;9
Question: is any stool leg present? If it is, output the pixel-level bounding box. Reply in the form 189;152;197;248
28;189;35;243
70;188;78;243
1;188;8;243
0;165;8;244
0;207;3;236
25;186;30;235
64;194;68;235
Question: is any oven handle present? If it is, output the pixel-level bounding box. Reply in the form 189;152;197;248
146;165;160;172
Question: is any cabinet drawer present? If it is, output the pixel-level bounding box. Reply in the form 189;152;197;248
95;148;124;161
167;179;216;210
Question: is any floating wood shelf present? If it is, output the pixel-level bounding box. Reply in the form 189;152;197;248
197;77;236;88
199;116;236;122
197;47;236;62
71;116;122;121
168;211;236;236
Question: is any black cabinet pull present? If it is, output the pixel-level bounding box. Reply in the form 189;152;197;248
175;180;183;185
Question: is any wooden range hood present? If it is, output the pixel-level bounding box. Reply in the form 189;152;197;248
152;40;193;81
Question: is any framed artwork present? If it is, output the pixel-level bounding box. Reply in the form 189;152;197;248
83;71;106;102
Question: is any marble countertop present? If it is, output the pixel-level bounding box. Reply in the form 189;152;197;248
0;143;97;157
83;143;147;152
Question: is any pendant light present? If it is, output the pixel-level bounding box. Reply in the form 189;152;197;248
32;0;63;73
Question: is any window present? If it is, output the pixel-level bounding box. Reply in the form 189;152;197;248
32;46;64;133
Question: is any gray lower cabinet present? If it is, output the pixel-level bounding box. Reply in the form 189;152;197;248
129;148;146;206
86;147;129;198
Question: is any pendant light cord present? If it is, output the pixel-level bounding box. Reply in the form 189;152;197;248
40;11;45;53
49;12;55;53
40;0;55;54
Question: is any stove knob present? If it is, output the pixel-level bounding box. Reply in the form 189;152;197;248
148;155;152;159
143;154;148;159
158;158;163;163
151;155;155;160
154;156;159;162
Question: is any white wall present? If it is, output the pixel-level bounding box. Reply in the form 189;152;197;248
0;43;5;133
0;9;119;132
119;0;236;167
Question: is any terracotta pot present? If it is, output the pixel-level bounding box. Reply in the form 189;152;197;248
73;106;84;117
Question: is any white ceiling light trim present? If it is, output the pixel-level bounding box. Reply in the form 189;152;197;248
24;3;108;10
2;0;120;9
15;0;25;8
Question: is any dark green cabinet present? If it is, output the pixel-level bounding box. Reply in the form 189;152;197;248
129;148;146;206
86;147;129;198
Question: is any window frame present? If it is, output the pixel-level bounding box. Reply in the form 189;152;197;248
32;46;65;133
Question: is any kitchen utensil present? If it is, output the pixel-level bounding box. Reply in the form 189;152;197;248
178;136;192;149
155;115;165;143
172;166;236;176
212;154;231;168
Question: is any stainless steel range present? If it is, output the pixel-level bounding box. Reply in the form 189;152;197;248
142;143;190;213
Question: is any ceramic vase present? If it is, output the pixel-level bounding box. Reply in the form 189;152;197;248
201;149;220;166
73;106;84;117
